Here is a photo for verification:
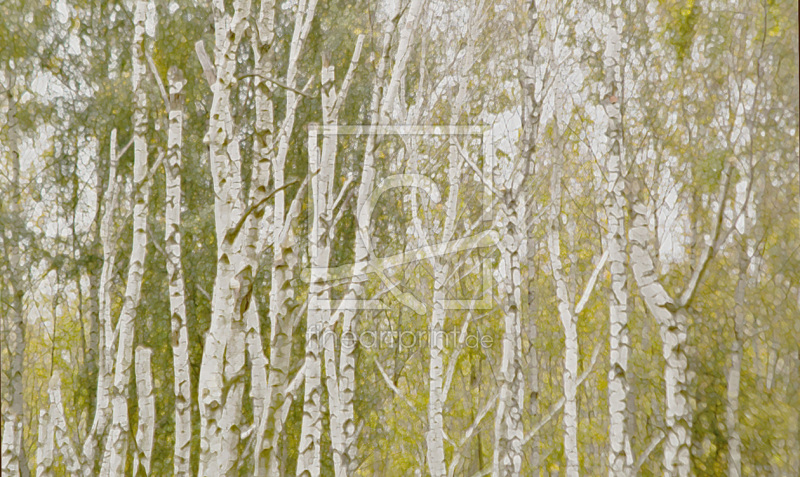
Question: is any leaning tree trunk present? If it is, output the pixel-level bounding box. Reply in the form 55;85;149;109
99;2;153;474
602;0;630;472
628;206;692;477
629;161;731;477
164;66;192;477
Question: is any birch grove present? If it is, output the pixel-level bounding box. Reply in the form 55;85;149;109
1;0;798;475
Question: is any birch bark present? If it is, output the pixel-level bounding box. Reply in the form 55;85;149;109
492;1;540;473
35;409;54;477
82;129;122;474
428;32;473;477
246;0;275;458
628;163;731;477
602;0;630;473
547;154;580;477
628;203;691;477
47;374;81;475
314;39;364;477
297;121;335;477
132;347;154;476
196;0;252;471
253;3;318;474
164;66;192;477
100;2;153;474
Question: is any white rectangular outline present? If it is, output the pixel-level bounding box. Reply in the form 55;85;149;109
307;125;495;313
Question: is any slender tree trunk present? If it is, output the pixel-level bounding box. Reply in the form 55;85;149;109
520;3;542;472
35;408;54;477
298;119;336;477
492;2;539;473
493;198;526;477
99;3;153;474
628;203;691;477
47;374;81;475
132;347;154;476
329;2;420;469
726;243;748;477
427;135;462;477
602;0;630;472
254;3;317;474
164;66;192;477
196;0;251;474
246;0;275;465
314;39;364;477
82;129;122;475
1;72;25;477
547;155;580;477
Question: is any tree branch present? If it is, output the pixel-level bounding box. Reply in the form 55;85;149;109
194;40;216;87
332;34;365;117
574;248;609;314
678;161;734;308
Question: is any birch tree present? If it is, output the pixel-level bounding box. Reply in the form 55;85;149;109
132;347;154;476
163;65;192;477
195;0;253;472
601;0;631;473
251;1;318;474
0;75;25;477
2;0;798;474
99;2;154;474
628;163;733;476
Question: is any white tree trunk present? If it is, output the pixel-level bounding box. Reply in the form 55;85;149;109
602;0;630;473
82;129;122;475
196;0;251;474
47;373;81;475
100;2;153;474
36;409;54;477
298;119;336;477
246;0;275;462
547;157;580;477
427;136;463;477
492;204;526;477
164;66;192;477
132;347;154;476
314;38;364;477
726;244;748;477
492;1;538;473
629;158;731;477
252;3;317;474
628;203;691;477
